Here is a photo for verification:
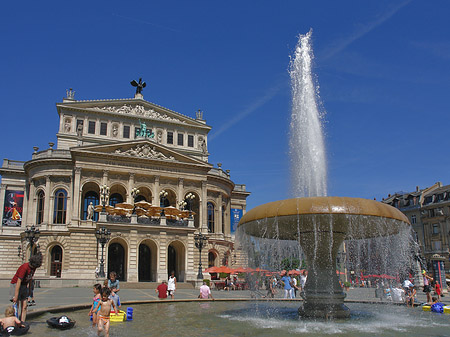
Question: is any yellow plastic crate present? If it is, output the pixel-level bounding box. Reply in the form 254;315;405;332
110;310;126;322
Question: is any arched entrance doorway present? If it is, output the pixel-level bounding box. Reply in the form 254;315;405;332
108;242;126;281
138;240;157;282
167;241;185;282
50;245;63;278
208;251;217;268
139;244;151;281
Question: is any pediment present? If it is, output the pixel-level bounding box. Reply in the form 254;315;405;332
71;140;211;168
58;99;210;129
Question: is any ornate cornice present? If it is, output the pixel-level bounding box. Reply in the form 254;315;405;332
88;104;186;124
114;144;175;161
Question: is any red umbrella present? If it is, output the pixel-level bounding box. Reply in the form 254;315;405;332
204;266;221;273
216;266;233;274
288;269;301;276
233;267;251;273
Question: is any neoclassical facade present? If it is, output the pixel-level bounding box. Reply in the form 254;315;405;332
0;88;250;285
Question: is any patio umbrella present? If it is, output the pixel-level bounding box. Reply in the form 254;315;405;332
115;202;134;210
205;266;221;273
134;207;147;216
135;200;153;209
216;266;233;274
233;267;250;273
94;205;114;213
163;206;181;216
288;269;301;276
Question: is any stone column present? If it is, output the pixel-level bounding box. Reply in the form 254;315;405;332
0;184;6;230
72;168;82;221
185;231;197;282
200;181;207;231
66;176;72;225
157;231;167;282
178;178;184;206
44;176;51;224
127;173;135;203
26;179;35;226
128;230;138;282
152;176;160;205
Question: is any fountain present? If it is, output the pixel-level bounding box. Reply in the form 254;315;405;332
238;30;411;319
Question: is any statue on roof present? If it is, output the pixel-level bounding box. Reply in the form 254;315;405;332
131;78;146;95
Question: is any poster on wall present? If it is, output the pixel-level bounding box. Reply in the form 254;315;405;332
230;208;243;234
2;190;24;226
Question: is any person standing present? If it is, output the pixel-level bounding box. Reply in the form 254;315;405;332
168;271;177;299
280;272;293;299
300;270;307;292
422;270;433;304
10;253;42;321
198;281;214;299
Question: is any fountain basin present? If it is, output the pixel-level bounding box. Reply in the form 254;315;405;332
238;197;411;319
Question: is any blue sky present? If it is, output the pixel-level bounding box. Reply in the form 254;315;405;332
1;0;449;210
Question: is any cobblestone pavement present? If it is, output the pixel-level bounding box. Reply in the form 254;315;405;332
0;285;443;317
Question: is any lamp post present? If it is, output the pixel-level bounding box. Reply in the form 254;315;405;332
159;190;168;216
24;225;40;255
185;193;195;212
194;231;207;279
95;226;111;278
100;185;110;212
131;187;140;214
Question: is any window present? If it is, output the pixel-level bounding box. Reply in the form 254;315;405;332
36;190;45;224
123;125;130;138
432;241;442;251
222;206;225;234
83;191;99;221
188;135;194;147
411;214;417;224
167;132;173;144
88;121;96;134
100;122;107;136
177;133;184;146
53;189;67;224
429;209;435;217
207;202;215;233
109;193;124;207
432;223;440;234
50;245;63;278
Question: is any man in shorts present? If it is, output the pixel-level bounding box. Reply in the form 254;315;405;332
10;253;42;321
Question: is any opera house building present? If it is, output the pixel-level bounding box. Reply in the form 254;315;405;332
0;86;249;286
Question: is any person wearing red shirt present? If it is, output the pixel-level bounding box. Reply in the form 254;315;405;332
434;281;442;301
10;253;42;321
155;281;168;299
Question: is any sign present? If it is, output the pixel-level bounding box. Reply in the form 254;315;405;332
2;190;24;226
230;208;243;234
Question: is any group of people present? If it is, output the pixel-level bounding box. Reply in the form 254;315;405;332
264;270;307;299
155;271;177;299
88;271;121;337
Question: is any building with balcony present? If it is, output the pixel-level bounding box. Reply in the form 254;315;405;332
0;87;250;285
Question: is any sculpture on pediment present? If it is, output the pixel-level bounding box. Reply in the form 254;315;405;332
157;130;162;144
115;144;175;161
130;78;146;95
198;137;207;154
91;105;186;124
77;123;83;137
64;118;71;132
112;124;119;137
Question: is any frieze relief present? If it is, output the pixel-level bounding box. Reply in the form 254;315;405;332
90;104;186;124
83;171;102;178
52;177;71;184
34;178;46;188
115;144;175;161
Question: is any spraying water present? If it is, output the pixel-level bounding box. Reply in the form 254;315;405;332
289;29;327;197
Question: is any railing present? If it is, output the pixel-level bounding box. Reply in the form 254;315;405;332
106;214;188;227
2;159;25;169
32;150;72;160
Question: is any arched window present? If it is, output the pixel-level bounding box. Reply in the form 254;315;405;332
207;202;214;233
135;195;146;202
36;190;45;224
50;245;63;278
83;191;99;221
109;193;123;207
222;206;225;234
208;251;216;268
53;189;67;224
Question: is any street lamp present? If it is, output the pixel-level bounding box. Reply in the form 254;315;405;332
185;193;195;212
100;185;110;212
159;190;168;216
131;187;140;214
194;231;207;279
24;225;40;255
95;226;111;278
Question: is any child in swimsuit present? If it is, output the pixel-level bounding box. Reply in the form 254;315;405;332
97;288;118;337
88;283;102;327
0;306;25;332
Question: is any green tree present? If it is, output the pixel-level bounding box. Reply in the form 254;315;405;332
280;257;300;270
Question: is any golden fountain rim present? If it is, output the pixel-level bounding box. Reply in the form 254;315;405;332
238;196;410;226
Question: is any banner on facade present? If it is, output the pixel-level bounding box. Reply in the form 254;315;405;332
230;208;243;234
2;190;24;226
